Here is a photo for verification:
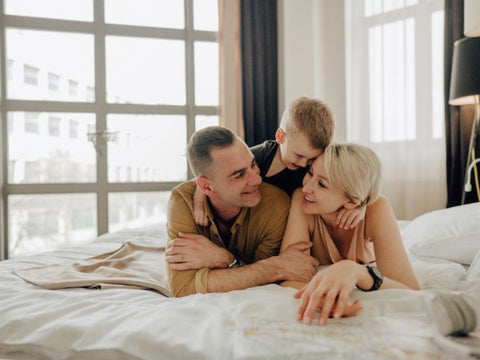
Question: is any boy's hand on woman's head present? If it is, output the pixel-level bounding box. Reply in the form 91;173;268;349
336;206;366;229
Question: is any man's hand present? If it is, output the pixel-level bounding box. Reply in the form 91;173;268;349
165;232;234;271
275;245;319;283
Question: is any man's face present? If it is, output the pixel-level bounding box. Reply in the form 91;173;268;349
205;139;262;209
277;131;323;170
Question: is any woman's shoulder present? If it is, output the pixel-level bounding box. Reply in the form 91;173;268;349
365;195;397;234
366;194;392;215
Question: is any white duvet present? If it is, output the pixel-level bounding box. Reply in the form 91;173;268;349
0;225;471;360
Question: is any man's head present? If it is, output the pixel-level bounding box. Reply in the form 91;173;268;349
187;126;262;210
276;97;335;170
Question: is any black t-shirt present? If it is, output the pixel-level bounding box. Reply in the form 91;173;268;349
250;140;308;197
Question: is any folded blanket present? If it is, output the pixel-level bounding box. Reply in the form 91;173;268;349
14;241;172;297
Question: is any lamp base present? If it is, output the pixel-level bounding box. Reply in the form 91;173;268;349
462;96;480;204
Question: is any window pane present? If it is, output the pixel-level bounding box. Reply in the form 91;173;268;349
369;19;415;142
383;0;405;13
107;114;187;182
8;193;97;258
106;36;185;105
195;41;219;106
195;115;219;131
8;112;96;183
105;0;184;29
432;10;445;139
5;0;93;21
108;192;170;235
6;28;95;102
194;0;219;31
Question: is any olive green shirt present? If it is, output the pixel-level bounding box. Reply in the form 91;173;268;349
166;181;290;297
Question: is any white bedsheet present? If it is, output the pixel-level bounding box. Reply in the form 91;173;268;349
0;225;471;360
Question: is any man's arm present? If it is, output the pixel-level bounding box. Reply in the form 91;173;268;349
167;184;217;297
206;250;318;293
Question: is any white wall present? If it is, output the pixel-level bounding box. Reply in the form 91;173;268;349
278;0;347;142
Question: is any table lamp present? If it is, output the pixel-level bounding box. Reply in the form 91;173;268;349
449;36;480;203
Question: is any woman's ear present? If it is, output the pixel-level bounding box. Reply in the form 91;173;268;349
196;176;213;196
275;128;286;144
343;200;360;210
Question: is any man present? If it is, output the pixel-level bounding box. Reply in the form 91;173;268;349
166;126;319;297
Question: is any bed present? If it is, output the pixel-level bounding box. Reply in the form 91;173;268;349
0;203;479;360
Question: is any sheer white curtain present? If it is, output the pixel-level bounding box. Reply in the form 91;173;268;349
345;0;447;220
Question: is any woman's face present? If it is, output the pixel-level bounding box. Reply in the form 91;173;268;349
301;155;351;215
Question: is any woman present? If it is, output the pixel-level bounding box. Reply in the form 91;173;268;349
280;143;419;326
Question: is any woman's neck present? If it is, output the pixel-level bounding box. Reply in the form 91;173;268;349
320;212;339;229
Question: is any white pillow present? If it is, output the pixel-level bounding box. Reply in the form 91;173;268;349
402;203;480;265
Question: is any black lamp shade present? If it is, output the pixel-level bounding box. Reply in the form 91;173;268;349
449;36;480;106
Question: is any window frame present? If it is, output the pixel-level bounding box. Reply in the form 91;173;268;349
0;0;219;259
346;0;444;148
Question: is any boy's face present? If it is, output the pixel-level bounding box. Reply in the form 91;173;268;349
276;130;323;170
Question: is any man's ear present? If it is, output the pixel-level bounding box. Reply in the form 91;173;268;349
275;128;286;144
196;176;213;196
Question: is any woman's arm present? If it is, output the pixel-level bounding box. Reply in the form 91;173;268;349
279;188;315;289
279;188;313;255
366;196;419;290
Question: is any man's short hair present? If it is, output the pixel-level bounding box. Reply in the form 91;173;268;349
279;96;335;150
187;126;236;177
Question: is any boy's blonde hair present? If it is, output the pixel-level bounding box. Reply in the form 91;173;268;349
323;144;382;207
279;97;334;149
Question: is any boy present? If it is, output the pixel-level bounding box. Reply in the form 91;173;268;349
193;96;361;229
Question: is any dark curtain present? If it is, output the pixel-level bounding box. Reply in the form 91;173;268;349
444;0;479;205
240;0;278;147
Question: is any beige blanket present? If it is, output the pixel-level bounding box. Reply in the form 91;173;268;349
14;241;172;297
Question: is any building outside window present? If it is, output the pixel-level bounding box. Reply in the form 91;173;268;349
23;64;39;86
48;116;61;137
24;112;40;134
48;72;60;91
68;79;78;96
69;119;78;138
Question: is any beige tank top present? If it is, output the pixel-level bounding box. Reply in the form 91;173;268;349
311;214;375;265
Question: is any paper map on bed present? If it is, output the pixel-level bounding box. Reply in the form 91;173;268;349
234;314;452;360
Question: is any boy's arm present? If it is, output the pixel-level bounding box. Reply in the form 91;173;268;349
336;206;366;229
192;186;209;226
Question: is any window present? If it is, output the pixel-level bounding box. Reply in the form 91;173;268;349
48;116;61;136
23;64;39;86
7;112;14;133
347;0;444;144
69;119;78;138
346;0;446;220
48;72;60;91
71;208;94;230
86;85;95;102
7;59;14;80
24;112;40;134
2;1;218;258
68;79;78;96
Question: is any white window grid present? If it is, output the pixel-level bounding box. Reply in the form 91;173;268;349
0;0;219;259
346;0;444;145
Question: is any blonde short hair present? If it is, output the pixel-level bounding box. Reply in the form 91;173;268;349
323;144;382;206
279;96;334;149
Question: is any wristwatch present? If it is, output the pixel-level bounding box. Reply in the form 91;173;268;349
359;265;383;291
228;258;239;268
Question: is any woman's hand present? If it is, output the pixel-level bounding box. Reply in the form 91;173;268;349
294;260;363;325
